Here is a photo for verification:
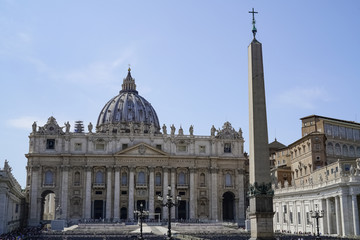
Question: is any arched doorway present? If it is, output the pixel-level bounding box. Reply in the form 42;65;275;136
222;191;235;221
41;190;56;221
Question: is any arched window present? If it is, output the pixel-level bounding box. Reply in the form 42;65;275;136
335;143;341;155
121;172;128;186
342;145;348;156
74;171;80;185
225;173;232;187
45;170;53;185
200;173;205;187
155;173;161;186
327;143;334;155
95;171;104;184
137;171;145;185
349;146;355;157
178;172;185;185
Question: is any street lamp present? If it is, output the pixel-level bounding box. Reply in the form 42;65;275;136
134;203;149;240
310;207;324;240
158;185;181;240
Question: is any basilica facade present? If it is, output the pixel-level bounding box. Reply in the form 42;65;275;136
25;69;248;226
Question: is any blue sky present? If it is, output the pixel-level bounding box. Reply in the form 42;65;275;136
1;0;360;188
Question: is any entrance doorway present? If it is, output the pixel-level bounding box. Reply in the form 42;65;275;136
120;207;127;220
93;200;104;219
178;200;187;220
222;192;235;221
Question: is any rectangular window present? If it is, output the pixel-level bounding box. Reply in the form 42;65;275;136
156;144;162;150
290;211;293;224
224;143;231;153
15;204;19;213
156;191;162;196
298;211;301;224
121;191;127;195
46;139;55;149
95;191;102;195
283;205;287;223
122;144;128;150
74;143;82;151
95;143;105;150
199;145;206;153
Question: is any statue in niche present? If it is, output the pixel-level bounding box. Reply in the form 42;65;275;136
32;121;37;133
88;122;93;133
178;126;184;135
140;122;145;133
162;124;167;135
65;121;70;133
189;125;194;136
171;124;176;136
211;125;216;136
284;180;289;188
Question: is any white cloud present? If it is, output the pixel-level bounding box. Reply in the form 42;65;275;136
274;86;330;110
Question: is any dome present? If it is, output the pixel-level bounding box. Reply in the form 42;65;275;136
96;68;160;134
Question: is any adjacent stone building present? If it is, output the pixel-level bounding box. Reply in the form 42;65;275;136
0;160;25;234
25;69;248;227
272;115;360;236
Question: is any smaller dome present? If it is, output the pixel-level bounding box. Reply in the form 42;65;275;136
96;68;160;134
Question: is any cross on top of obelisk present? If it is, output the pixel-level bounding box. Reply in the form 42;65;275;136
249;8;258;39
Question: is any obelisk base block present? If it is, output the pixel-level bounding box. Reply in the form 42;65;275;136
249;196;275;240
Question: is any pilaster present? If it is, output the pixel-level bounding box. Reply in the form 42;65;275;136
113;166;120;220
128;167;135;221
162;167;169;219
84;166;92;219
106;166;112;219
352;194;359;236
148;166;155;219
210;167;218;221
189;167;196;219
60;165;69;219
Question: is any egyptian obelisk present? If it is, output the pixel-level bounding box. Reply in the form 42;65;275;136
248;8;275;240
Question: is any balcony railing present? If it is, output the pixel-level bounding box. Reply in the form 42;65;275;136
93;183;105;189
43;183;55;187
136;183;147;189
177;184;189;189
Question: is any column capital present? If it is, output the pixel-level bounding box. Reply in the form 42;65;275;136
114;166;121;171
189;167;196;173
162;166;170;172
31;166;40;171
107;166;113;172
210;167;219;174
61;165;70;171
148;166;155;172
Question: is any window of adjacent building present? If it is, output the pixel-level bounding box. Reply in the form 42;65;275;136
95;143;105;150
121;172;128;186
15;204;19;213
137;171;145;185
74;143;82;151
46;139;55;149
155;173;161;186
283;205;287;223
199;145;206;153
74;172;80;186
178;172;186;185
122;144;128;150
95;171;104;184
224;143;231;153
156;144;162;150
225;173;232;187
45;170;53;185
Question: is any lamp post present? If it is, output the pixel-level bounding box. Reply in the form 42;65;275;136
158;186;181;240
134;203;149;240
310;208;324;240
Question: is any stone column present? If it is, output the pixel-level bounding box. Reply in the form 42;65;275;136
84;166;92;219
326;198;332;234
352;194;359;236
29;166;40;226
210;167;218;221
113;166;120;220
106;166;112;219
162;167;169;219
148;167;155;219
320;199;326;236
236;169;245;224
60;165;69;219
189;167;196;219
340;195;350;236
335;196;342;236
171;168;176;219
128;167;135;221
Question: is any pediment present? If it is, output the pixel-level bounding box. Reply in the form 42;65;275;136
115;143;168;156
